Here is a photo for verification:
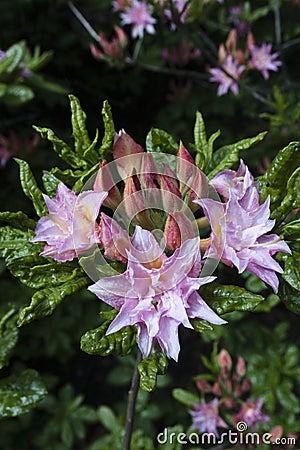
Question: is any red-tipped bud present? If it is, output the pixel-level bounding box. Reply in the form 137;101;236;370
91;26;128;68
212;382;221;396
164;211;195;250
94;160;122;210
164;215;181;250
226;29;237;54
246;31;255;55
160;174;182;211
177;141;197;197
234;384;242;397
123;170;152;228
223;398;236;409
99;213;130;263
113;129;144;160
218;43;227;63
218;349;232;371
270;426;283;443
242;379;251;391
236;357;246;378
225;378;232;393
236;49;244;65
195;378;212;393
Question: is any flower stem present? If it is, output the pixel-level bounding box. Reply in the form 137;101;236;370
123;350;142;450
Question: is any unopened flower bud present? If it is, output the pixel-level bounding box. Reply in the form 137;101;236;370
99;213;130;263
195;378;212;393
218;349;232;371
236;356;246;378
94;160;122;210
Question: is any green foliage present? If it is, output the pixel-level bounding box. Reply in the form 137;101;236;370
138;350;168;392
146;128;178;155
99;100;116;161
80;319;137;357
34;384;98;449
0;40;65;107
18;273;90;326
0;308;19;370
200;282;264;315
207;131;267;179
260;86;300;129
172;388;199;407
258;141;300;222
193;111;220;172
15;158;47;217
0;369;47;418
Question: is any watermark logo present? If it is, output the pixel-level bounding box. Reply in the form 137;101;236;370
157;422;296;447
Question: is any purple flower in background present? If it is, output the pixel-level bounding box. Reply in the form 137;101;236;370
0;50;6;61
209;55;245;96
197;193;290;293
234;398;270;430
33;182;107;262
249;43;282;79
121;0;156;38
190;398;228;437
89;226;225;361
229;6;247;35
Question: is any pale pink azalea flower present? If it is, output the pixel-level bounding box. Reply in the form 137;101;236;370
120;0;156;39
190;398;228;437
210;160;260;208
249;43;282;79
89;226;226;361
196;193;290;293
33;182;107;262
234;398;270;430
209;55;245;96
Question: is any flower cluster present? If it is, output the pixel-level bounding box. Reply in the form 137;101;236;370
33;129;289;361
189;349;275;437
197;161;290;293
209;30;282;95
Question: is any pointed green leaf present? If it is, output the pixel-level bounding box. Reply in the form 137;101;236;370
278;251;300;291
4;85;34;106
138;350;168;392
18;275;89;326
3;41;25;73
99;100;115;160
7;258;81;290
190;318;214;333
208;132;267;179
172;388;199;407
0;309;19;370
26;48;53;71
69;94;91;157
83;129;99;165
279;281;300;315
15;158;47;216
42;171;61;197
268;167;300;222
258;141;300;211
0;369;47;418
146;128;178;155
0;211;36;230
0;226;39;259
80;320;136;357
97;406;118;431
33;126;88;169
194;111;220;171
279;219;300;240
200;283;264;314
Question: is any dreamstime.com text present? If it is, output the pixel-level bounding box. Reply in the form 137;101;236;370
157;422;296;447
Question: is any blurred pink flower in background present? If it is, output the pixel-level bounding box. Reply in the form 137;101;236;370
209;55;245;96
120;0;156;38
249;43;282;79
190;398;228;437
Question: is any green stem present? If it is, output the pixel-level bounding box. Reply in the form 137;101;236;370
122;351;142;450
